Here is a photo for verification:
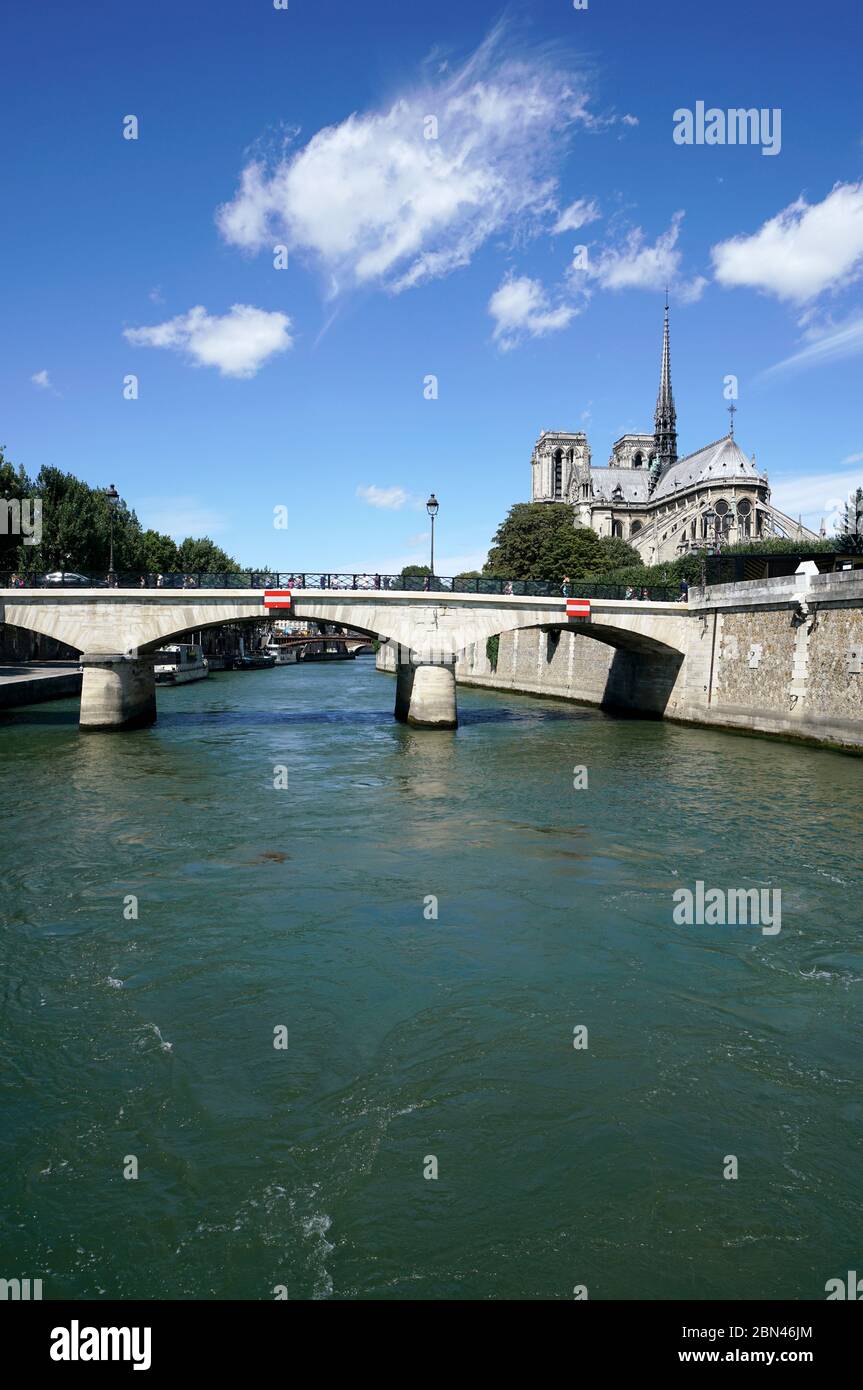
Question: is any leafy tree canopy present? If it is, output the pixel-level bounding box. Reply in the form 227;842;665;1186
1;458;242;575
483;503;640;582
176;536;241;573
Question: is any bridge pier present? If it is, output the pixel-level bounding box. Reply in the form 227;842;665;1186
394;658;458;729
79;654;157;732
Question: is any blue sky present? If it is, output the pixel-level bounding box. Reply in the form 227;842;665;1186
2;0;862;570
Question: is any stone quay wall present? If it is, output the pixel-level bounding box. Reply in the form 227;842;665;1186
377;570;863;752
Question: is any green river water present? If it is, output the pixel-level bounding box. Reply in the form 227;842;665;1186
1;658;861;1300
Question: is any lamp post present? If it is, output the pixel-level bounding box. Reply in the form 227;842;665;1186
105;483;120;585
426;493;439;578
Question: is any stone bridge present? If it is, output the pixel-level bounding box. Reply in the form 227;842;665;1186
0;585;694;730
6;569;858;745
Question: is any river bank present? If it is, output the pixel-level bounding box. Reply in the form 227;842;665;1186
0;661;82;709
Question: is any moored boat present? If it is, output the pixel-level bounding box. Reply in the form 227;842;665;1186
154;643;210;684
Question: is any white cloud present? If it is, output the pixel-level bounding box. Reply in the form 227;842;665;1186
621;114;639;127
759;312;863;379
216;23;591;295
31;369;52;389
712;182;863;302
842;451;863;465
356;485;410;510
124;304;292;378
489;274;578;350
552;197;600;235
580;210;706;300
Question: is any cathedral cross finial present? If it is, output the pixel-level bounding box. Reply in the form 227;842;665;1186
727;402;737;437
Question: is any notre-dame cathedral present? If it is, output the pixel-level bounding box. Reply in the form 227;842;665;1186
529;302;818;565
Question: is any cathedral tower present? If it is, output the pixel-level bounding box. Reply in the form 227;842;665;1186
652;295;678;479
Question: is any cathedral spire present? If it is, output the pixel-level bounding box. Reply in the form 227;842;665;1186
653;293;678;476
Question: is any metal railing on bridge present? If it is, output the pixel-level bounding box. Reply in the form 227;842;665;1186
0;571;683;602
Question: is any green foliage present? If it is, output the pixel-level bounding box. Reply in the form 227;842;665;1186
401;564;431;577
176;536;241;573
594;553;703;588
483;504;646;583
594;535;641;570
138;529;180;573
719;536;838;556
24;467;123;573
0;456;243;575
486;634;500;671
484;503;600;581
0;445;34;571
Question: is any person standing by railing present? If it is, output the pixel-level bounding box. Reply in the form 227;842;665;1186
561;574;571;597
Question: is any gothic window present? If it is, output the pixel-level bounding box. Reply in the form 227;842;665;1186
737;497;752;538
633;452;643;468
631;520;643;535
612;520;623;538
553;449;563;499
715;499;732;536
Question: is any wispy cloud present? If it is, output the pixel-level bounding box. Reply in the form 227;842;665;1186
217;21;593;296
577;210;706;300
124;304;293;378
356;484;411;510
137;496;229;539
31;369;60;395
759;313;863;379
770;463;863;533
552;197;600;235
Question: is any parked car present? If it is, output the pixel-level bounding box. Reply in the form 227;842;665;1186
38;571;104;587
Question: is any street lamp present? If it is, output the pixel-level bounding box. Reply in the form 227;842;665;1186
105;483;120;585
426;493;439;577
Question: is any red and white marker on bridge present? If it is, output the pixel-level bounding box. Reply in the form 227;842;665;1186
565;597;591;620
263;589;292;610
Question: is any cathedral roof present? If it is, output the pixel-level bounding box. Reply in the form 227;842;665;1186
590;467;651;503
652;433;763;500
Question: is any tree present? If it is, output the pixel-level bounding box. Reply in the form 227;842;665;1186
138;529;180;573
401;564;431;577
176;537;241;573
594;536;641;571
0;445;34;572
484;503;606;581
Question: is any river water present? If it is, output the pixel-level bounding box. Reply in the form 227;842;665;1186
1;657;861;1301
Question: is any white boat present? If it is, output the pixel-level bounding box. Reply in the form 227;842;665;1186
154;643;210;684
263;638;298;665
